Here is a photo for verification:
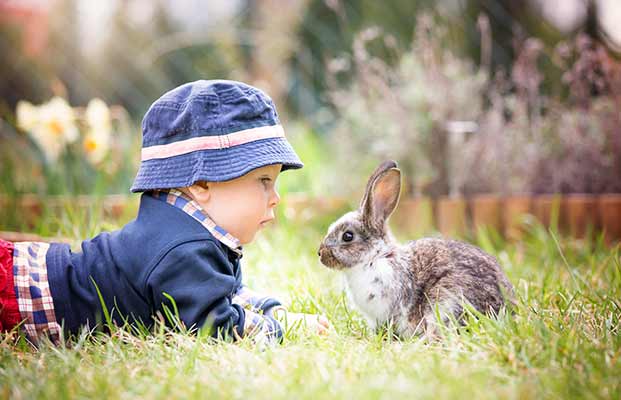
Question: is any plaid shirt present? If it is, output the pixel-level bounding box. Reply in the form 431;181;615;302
150;189;283;344
150;189;243;256
12;241;62;344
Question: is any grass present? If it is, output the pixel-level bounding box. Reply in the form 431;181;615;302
1;201;620;399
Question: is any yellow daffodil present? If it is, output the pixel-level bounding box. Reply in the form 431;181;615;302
83;98;112;164
15;97;78;163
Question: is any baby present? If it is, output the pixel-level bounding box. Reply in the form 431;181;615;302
0;80;329;345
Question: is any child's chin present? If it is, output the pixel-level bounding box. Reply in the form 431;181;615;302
239;232;257;245
245;223;271;243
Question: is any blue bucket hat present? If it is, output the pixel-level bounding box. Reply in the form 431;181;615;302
131;80;303;192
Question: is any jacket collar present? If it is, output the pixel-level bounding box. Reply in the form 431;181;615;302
149;189;243;257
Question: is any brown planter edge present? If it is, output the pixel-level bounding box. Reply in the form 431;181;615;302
469;194;503;233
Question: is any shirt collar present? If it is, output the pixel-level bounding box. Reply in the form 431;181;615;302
150;189;243;257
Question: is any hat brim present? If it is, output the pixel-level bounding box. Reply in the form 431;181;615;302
130;137;303;192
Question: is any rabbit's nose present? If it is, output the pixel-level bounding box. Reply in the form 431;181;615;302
317;244;325;257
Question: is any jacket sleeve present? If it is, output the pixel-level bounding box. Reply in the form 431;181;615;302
232;285;284;345
145;240;245;339
232;285;283;315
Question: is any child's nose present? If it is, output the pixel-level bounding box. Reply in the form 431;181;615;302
269;188;280;207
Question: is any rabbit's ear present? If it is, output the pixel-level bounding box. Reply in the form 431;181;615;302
361;164;401;232
360;160;398;210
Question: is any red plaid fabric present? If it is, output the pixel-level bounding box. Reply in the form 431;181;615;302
12;241;61;344
0;239;20;332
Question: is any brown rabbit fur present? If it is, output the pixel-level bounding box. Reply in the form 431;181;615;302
318;160;514;338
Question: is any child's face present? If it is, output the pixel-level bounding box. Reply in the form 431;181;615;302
189;164;282;244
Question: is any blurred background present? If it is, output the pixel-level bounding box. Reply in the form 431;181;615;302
0;0;620;240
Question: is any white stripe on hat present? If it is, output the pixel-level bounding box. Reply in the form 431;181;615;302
141;124;285;161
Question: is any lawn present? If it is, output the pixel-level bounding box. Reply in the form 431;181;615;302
0;201;619;400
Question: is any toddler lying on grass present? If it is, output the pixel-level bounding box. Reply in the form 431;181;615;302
0;80;330;346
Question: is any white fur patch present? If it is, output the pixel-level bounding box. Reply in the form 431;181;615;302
344;257;397;329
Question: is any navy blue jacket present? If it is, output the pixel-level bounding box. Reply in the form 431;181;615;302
46;194;249;338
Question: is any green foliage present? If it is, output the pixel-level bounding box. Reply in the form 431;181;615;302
276;125;336;197
289;0;430;116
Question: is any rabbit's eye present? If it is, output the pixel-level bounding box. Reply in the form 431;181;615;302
342;231;354;242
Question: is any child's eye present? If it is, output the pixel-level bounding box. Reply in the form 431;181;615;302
260;177;272;186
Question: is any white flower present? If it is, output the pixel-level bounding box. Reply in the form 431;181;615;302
83;98;112;164
16;100;39;131
83;130;110;165
85;98;111;133
15;97;78;163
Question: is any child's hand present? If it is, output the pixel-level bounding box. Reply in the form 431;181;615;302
286;312;331;335
270;307;332;335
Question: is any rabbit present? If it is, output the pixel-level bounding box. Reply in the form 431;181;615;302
318;160;514;338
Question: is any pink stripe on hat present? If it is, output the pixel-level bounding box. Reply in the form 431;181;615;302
141;124;285;161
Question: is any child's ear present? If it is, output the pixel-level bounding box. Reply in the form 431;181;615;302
187;182;211;204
